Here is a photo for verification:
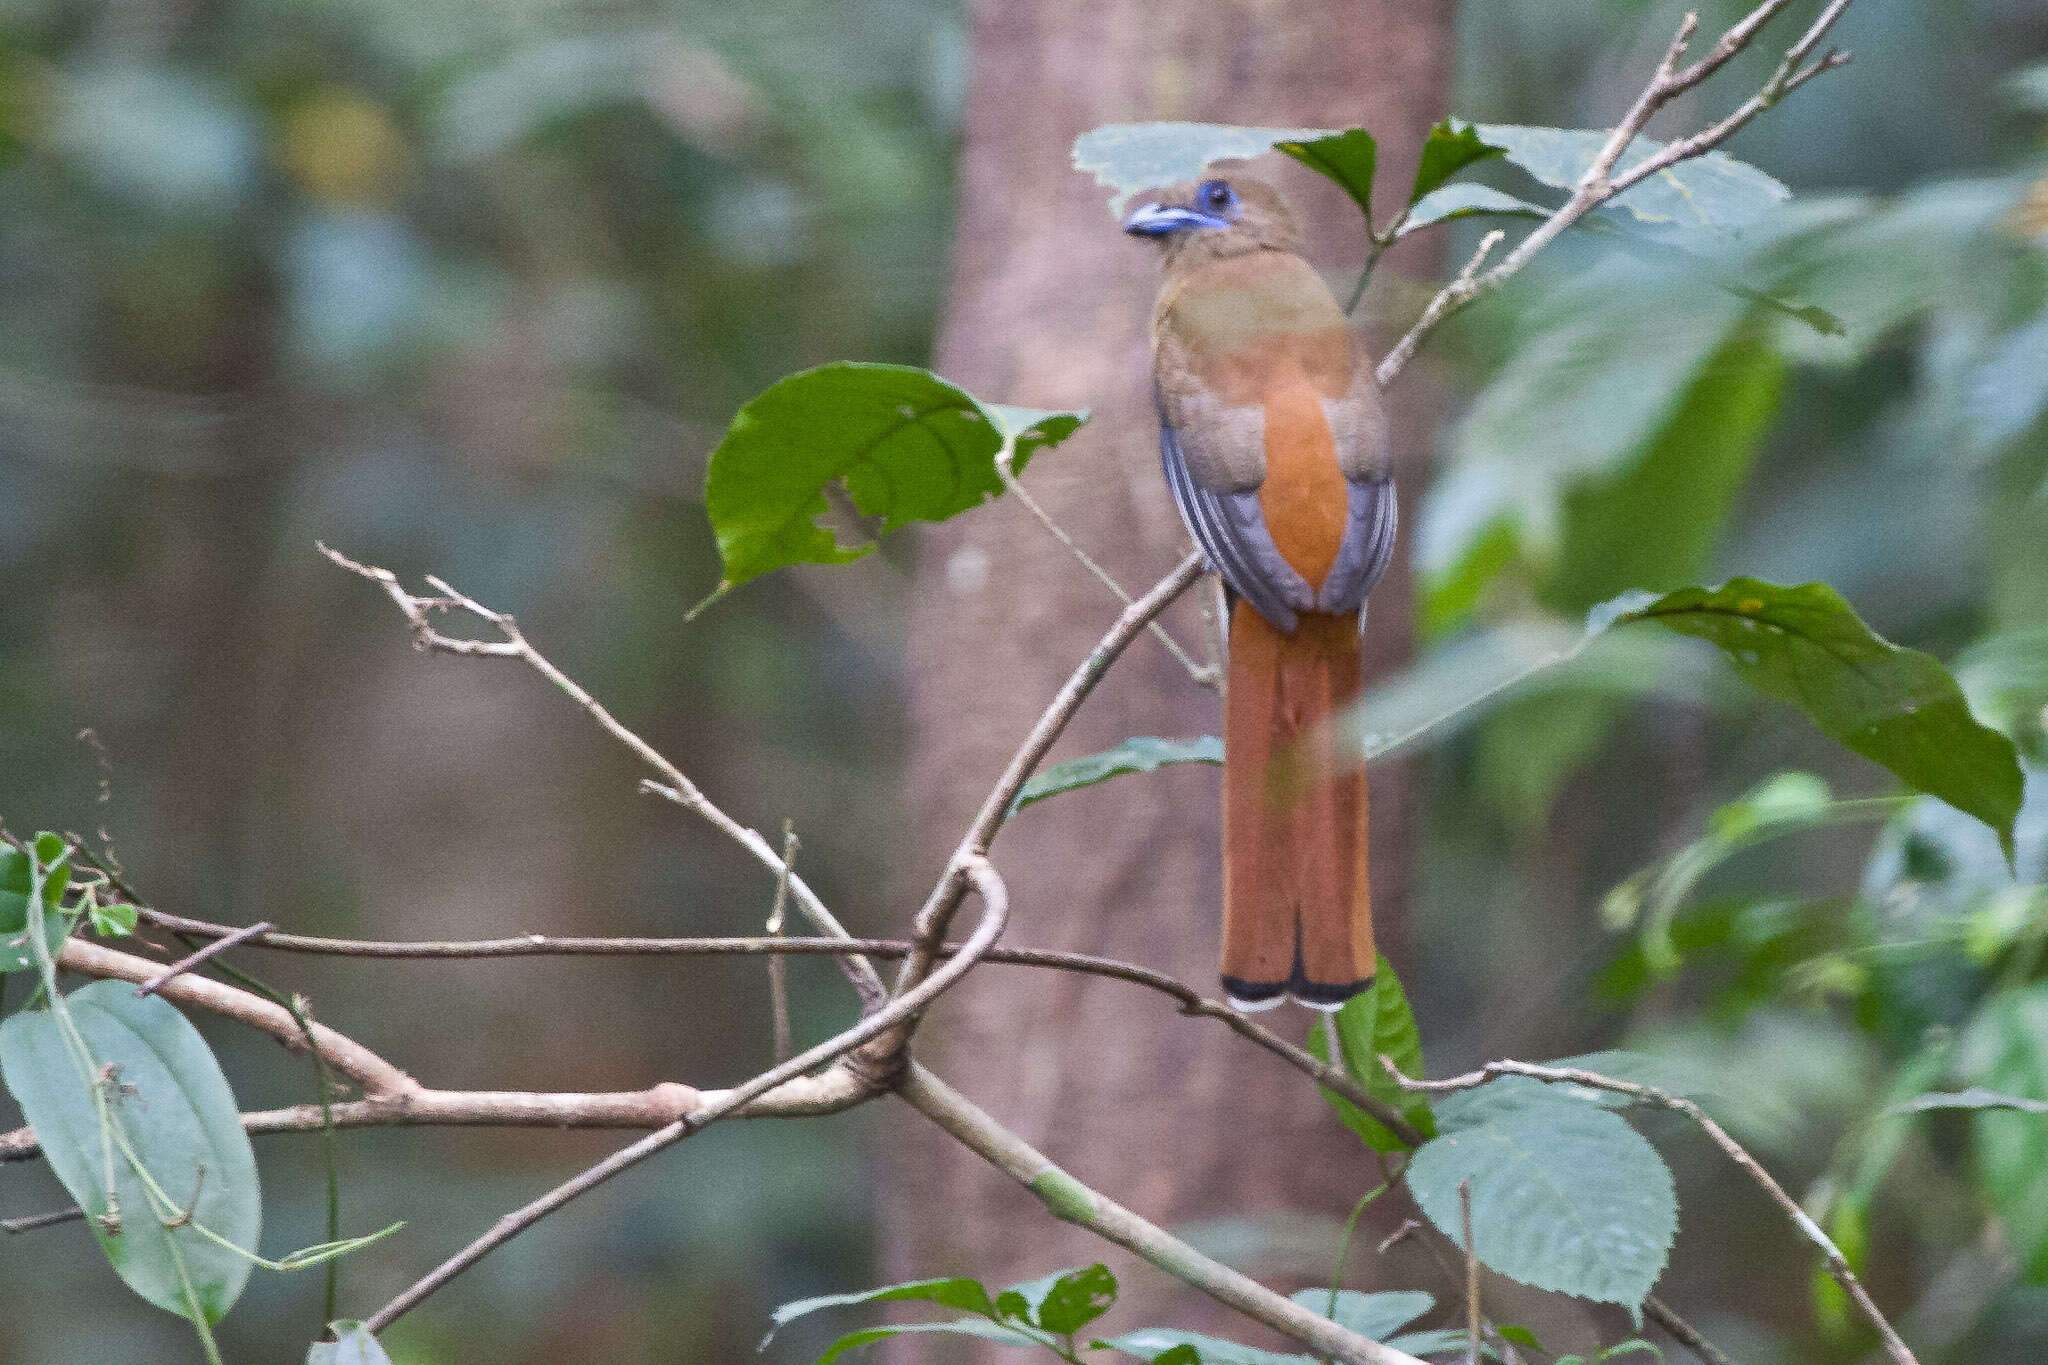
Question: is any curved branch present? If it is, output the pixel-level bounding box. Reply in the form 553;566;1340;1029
357;855;1009;1335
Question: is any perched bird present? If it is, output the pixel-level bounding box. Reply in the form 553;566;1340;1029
1124;175;1395;1011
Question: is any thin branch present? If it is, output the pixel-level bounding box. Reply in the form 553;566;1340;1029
107;912;1422;1143
1459;1179;1480;1365
885;553;1205;1022
359;857;1008;1335
2;1206;86;1234
319;542;889;1007
898;1062;1429;1365
1376;0;1857;387
1383;1057;1917;1365
766;822;797;1063
1644;1295;1740;1365
134;920;274;998
995;449;1216;689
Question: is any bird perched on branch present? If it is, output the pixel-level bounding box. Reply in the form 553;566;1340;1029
1124;175;1394;1012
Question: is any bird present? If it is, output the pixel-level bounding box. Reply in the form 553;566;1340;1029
1124;174;1395;1012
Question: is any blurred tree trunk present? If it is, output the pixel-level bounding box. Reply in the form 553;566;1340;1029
888;0;1454;1352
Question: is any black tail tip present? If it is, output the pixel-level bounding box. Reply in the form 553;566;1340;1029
1221;973;1375;1013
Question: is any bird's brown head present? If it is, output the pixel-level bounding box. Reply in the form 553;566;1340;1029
1121;175;1303;266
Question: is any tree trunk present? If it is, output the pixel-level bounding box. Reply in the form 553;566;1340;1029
887;0;1455;1353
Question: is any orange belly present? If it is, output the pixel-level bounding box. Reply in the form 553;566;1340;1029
1257;376;1347;591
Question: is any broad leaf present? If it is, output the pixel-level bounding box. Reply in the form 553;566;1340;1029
1290;1288;1433;1340
1957;625;2048;757
1307;956;1436;1151
308;1323;393;1365
0;835;72;973
815;1321;1045;1363
1072;123;1332;216
1275;128;1378;223
996;1263;1117;1334
764;1276;998;1346
1011;737;1222;813
1400;183;1550;236
1607;579;2025;860
1406;1086;1676;1307
1100;1328;1309;1364
1534;1050;1723;1110
1475;124;1788;236
702;363;1084;591
0;980;261;1323
1894;1086;2048;1115
1956;985;2048;1280
1409;119;1504;205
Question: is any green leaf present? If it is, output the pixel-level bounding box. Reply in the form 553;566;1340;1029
764;1276;998;1346
1893;1086;2048;1115
1498;1325;1543;1349
1956;986;2048;1280
1289;1288;1433;1340
1406;1086;1676;1307
1011;737;1222;813
1100;1328;1308;1364
88;894;139;938
0;838;72;973
1275;128;1377;224
1400;183;1550;236
814;1321;1046;1363
1409;119;1504;205
1534;1050;1723;1109
1474;124;1789;236
307;1323;393;1365
1072;122;1335;216
1600;1340;1663;1360
997;1263;1117;1334
1307;956;1436;1151
1550;332;1787;612
1147;1349;1202;1365
701;363;1086;592
1957;625;2048;757
0;980;261;1323
1607;579;2025;860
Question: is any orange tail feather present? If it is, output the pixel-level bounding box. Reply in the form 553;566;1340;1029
1221;599;1373;1010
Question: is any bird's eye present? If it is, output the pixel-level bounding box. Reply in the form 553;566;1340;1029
1199;180;1235;212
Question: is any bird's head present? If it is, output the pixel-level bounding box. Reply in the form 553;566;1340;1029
1122;175;1303;264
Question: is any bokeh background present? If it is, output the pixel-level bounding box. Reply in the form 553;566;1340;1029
2;0;2048;1361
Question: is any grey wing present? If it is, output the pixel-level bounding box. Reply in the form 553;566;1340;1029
1158;417;1316;633
1313;472;1398;614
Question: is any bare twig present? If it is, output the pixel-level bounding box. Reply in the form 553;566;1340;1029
899;1063;1429;1365
1645;1295;1741;1365
1459;1179;1480;1365
885;552;1205;1023
1383;1057;1918;1365
319;542;889;1007
359;858;1008;1335
1376;0;1857;387
766;822;797;1062
2;1206;86;1234
134;920;274;998
92;915;1423;1144
995;449;1216;689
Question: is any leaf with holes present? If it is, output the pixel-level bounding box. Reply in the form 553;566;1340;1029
1307;955;1436;1151
701;363;1085;593
1011;737;1222;813
1606;579;2024;861
1405;1085;1676;1308
0;980;261;1323
996;1263;1116;1333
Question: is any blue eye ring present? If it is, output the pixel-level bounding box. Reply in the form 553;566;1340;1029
1196;179;1238;215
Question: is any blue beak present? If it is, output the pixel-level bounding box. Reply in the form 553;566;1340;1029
1122;202;1230;237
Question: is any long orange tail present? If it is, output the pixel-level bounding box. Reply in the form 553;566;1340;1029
1221;598;1374;1010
